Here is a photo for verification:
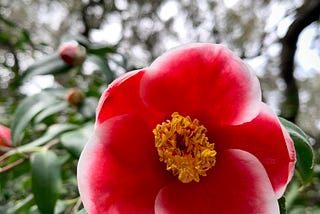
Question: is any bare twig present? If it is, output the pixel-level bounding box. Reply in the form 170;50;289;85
45;138;61;149
0;158;26;174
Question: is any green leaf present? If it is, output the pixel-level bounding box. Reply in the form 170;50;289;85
22;54;72;79
279;117;314;184
19;123;79;152
24;54;63;71
110;53;129;70
1;124;78;162
0;31;11;43
42;88;69;98
10;92;59;145
77;208;88;214
0;15;17;28
34;102;69;123
6;195;35;214
87;45;116;56
278;196;287;214
79;97;98;118
60;34;90;47
284;180;300;209
15;30;31;50
61;123;94;158
87;55;115;83
31;150;61;214
22;30;32;43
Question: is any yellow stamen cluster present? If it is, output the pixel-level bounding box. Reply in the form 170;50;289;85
153;112;217;183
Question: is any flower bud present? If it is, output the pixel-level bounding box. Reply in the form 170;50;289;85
0;125;12;147
58;41;86;66
65;88;84;106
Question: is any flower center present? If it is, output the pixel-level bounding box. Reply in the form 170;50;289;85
153;112;217;183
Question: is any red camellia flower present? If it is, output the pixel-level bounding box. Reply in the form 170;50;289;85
78;43;296;213
0;125;12;148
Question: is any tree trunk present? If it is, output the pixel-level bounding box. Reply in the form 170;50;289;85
280;0;320;122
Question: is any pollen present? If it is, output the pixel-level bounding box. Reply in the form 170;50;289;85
153;112;217;183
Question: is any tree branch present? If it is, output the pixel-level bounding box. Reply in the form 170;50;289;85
80;0;107;37
0;158;26;174
280;0;320;122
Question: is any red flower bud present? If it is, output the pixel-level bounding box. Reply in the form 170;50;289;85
65;88;84;106
58;42;86;66
0;125;12;148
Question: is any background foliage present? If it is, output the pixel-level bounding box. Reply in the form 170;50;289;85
0;0;319;213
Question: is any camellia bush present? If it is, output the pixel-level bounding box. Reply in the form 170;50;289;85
0;37;316;213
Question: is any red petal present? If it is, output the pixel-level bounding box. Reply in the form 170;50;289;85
140;43;261;125
78;114;172;213
96;69;165;128
155;149;279;214
208;103;296;198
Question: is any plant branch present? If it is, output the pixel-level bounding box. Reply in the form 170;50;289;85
0;158;26;174
280;0;320;122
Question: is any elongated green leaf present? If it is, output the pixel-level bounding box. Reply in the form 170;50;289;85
87;55;115;83
284;180;300;208
24;54;62;72
0;31;10;43
61;123;94;158
23;54;72;79
278;196;286;214
1;124;78;162
87;45;116;56
77;208;88;214
60;34;90;47
22;30;32;43
79;97;98;118
279;117;314;184
6;195;35;214
34;102;69;123
31;150;61;214
0;15;17;28
110;53;129;70
20;123;79;152
42;88;69;98
10;92;59;145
